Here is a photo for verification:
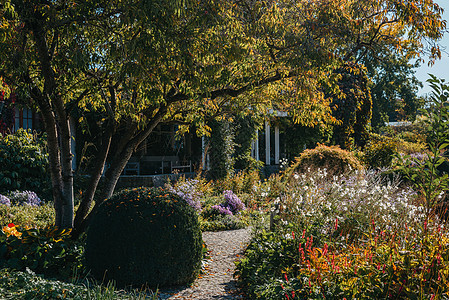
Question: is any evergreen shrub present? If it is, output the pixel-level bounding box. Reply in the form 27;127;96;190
85;187;203;288
284;144;363;178
0;129;50;198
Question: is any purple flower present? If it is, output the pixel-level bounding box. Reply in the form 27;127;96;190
0;194;10;206
223;190;245;213
8;191;42;206
211;191;246;216
211;204;233;215
168;179;202;212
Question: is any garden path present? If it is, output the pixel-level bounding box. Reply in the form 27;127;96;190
157;228;251;300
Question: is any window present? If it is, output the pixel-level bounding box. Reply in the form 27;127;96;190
13;107;34;132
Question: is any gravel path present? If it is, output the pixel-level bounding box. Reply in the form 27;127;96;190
158;228;252;300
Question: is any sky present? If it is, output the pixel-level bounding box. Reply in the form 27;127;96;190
415;0;449;95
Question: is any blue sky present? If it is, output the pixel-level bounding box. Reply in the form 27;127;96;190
415;0;449;95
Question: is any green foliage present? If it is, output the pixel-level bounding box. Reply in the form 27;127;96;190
235;230;300;299
0;202;54;228
364;49;425;131
0;129;50;198
234;115;263;170
0;225;83;279
85;187;203;288
284;144;363;178
200;212;249;232
0;268;157;300
208;120;235;180
213;170;262;194
399;75;449;217
363;133;398;168
236;168;449;299
279;118;331;159
0;268;87;300
327;63;372;149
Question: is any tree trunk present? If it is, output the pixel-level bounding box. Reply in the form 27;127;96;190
98;106;168;205
27;81;65;227
58;117;75;228
72;125;113;236
99;140;138;202
33;25;75;228
38;104;64;227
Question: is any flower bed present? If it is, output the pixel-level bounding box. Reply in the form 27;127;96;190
236;169;449;299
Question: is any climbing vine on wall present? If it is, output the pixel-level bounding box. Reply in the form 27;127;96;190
234;115;262;170
208;119;235;180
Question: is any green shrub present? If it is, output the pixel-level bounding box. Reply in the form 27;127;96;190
200;213;248;231
0;268;87;300
213;170;262;194
0;268;157;300
208;119;235;180
0;225;83;279
284;144;363;178
0;203;54;228
0;129;50;199
85;187;203;288
363;134;398;168
235;230;300;299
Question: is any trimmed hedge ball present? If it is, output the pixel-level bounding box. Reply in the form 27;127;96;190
85;187;203;288
284;144;363;179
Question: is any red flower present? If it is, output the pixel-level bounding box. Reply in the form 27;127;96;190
7;223;15;228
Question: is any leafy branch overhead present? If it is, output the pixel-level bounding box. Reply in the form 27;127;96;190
0;0;445;230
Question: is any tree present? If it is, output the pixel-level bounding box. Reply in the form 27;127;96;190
327;63;372;149
363;49;425;130
0;0;445;231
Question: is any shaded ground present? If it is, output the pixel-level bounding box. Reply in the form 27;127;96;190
158;228;251;300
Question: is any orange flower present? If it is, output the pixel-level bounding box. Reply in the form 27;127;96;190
3;224;22;237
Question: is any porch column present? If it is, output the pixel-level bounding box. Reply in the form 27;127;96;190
275;126;280;164
69;117;76;171
202;136;206;170
255;129;259;161
265;121;270;165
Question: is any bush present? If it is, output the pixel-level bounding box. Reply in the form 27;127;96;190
363;134;398;168
208;120;235;180
0;129;50;198
85;187;203;288
0;268;157;300
284;144;363;178
0;203;54;228
0;225;83;279
236;169;444;299
211;190;245;215
199;213;248;231
0;203;53;227
166;176;209;212
7;191;42;206
213;170;262;194
0;194;10;206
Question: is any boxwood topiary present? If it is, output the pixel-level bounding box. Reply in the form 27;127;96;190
85;187;203;288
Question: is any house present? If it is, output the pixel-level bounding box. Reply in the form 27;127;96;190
0;92;42;135
1;91;288;180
